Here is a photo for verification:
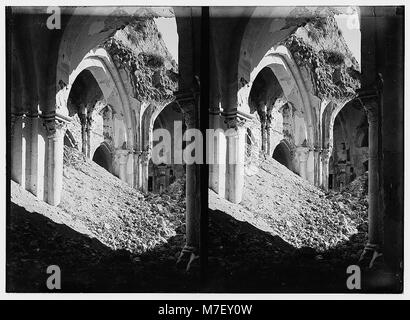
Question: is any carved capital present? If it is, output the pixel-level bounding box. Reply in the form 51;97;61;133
43;117;67;139
224;116;247;130
321;148;331;161
114;149;130;164
258;109;267;124
313;145;321;153
363;99;379;124
10;114;24;138
357;84;380;125
140;150;151;164
182;108;196;128
296;146;310;162
175;91;198;129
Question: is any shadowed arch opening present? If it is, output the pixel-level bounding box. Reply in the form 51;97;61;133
92;143;113;173
273;141;293;170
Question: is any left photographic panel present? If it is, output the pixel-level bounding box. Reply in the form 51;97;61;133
6;6;203;293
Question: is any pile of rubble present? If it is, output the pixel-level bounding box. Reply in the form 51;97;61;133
13;146;186;257
9;147;195;292
208;158;369;291
210;157;368;253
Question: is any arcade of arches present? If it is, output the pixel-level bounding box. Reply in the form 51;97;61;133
9;6;202;270
9;6;403;285
208;6;403;277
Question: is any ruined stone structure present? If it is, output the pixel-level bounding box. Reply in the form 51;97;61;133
329;100;369;190
209;8;360;202
9;6;202;269
9;6;404;281
208;6;403;274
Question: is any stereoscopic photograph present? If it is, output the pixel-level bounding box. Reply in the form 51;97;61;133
6;5;404;294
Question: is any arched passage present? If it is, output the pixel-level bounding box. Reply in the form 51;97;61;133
331;100;368;190
273;141;293;170
92;143;113;173
143;102;184;193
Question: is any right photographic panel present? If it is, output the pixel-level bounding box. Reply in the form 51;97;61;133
207;6;404;293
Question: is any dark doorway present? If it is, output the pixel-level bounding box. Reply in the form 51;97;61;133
92;144;112;173
272;141;293;170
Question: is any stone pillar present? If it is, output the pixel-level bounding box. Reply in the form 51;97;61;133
86;104;93;159
314;146;322;187
43;114;69;206
10;114;27;186
359;96;382;268
208;112;226;197
79;104;87;156
266;113;273;155
296;146;310;180
321;148;331;191
258;105;268;153
27;112;46;200
140;150;150;193
177;106;201;270
224;115;246;204
116;149;130;183
133;150;142;189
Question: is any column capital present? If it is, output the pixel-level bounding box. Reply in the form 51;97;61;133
10;113;26;140
140;150;151;164
296;146;310;162
175;91;198;111
363;99;379;124
258;107;267;122
209;104;222;115
42;113;70;138
321;147;332;160
224;115;247;130
182;107;196;128
114;149;131;164
313;145;322;153
357;86;380;125
10;113;25;128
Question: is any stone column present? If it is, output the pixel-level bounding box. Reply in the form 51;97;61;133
27;111;47;200
10;113;26;185
79;104;87;156
208;110;226;197
86;104;93;159
133;150;142;189
43;114;69;206
296;146;310;180
224;115;246;204
266;113;273;155
177;106;201;270
140;150;150;193
321;148;331;192
115;149;130;183
359;96;382;268
258;105;268;153
313;146;322;187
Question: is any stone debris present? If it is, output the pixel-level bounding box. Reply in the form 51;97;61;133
13;146;186;257
210;157;368;252
208;157;369;291
8;146;193;292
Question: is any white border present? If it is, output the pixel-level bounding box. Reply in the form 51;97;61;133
0;0;408;300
